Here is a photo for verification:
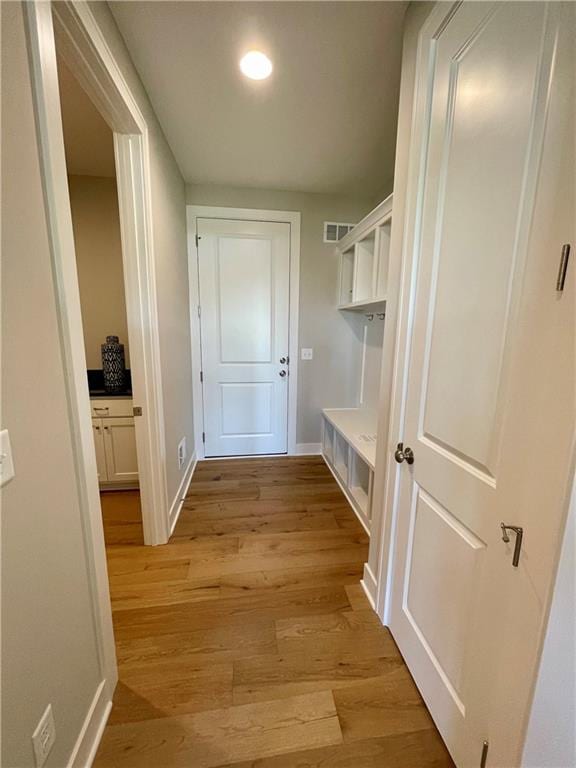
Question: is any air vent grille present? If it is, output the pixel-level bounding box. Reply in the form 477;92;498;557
323;221;356;244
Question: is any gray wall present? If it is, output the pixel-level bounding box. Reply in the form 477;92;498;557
2;2;197;764
89;2;195;498
1;5;102;765
68;175;131;369
186;183;379;445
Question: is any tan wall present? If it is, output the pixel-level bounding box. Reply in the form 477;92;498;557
1;5;102;766
186;183;382;445
89;2;195;498
68;175;131;369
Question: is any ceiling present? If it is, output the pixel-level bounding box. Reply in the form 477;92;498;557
109;1;407;197
57;57;116;178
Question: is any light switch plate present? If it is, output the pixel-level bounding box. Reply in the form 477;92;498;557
301;348;313;360
0;429;15;487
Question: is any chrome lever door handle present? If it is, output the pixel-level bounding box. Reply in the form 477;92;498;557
500;523;523;567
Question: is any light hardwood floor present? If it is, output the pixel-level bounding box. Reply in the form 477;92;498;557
94;456;454;767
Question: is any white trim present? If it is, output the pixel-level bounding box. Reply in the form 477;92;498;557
50;1;169;547
186;205;301;459
66;680;112;768
169;452;197;535
361;563;377;610
23;0;173;710
295;443;322;455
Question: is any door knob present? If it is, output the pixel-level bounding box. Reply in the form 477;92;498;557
395;442;414;465
279;370;287;377
500;523;523;567
280;357;288;364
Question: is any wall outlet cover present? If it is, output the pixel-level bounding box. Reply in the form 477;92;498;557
301;348;314;360
178;437;187;469
32;704;56;768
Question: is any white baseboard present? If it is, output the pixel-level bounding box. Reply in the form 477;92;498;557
295;442;322;455
169;451;197;535
361;563;377;611
67;680;112;768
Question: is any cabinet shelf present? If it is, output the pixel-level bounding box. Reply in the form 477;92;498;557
338;297;386;312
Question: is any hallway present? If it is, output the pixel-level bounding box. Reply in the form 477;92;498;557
94;456;452;767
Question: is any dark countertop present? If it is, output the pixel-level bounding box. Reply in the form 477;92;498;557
89;390;132;399
87;369;132;398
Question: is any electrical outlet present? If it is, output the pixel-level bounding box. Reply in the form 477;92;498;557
301;348;313;360
178;437;187;470
32;705;55;768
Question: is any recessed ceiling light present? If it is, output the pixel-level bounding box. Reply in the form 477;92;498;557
240;51;273;81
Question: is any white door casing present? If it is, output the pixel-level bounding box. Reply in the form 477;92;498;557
198;218;291;457
387;3;574;767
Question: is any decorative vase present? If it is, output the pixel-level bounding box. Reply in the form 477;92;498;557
101;335;126;393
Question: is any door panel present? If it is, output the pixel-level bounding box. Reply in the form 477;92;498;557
217;237;273;363
103;418;139;483
390;3;574;766
198;218;290;457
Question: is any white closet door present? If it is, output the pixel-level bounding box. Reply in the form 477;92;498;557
389;3;574;767
198;218;290;457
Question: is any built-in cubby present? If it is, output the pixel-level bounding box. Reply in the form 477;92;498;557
333;430;350;485
322;193;393;534
339;248;355;306
337;194;392;311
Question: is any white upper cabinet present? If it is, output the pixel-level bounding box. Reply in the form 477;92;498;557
337;194;393;310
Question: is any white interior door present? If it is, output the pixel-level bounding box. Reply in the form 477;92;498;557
198;218;290;457
389;3;574;767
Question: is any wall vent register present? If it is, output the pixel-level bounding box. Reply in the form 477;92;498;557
323;221;356;243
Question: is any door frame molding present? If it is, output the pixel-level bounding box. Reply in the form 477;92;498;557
186;205;301;458
24;0;171;696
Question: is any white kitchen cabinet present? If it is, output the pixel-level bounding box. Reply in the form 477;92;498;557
90;399;138;488
102;417;138;483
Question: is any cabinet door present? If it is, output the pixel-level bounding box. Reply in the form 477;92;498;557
103;418;138;483
92;419;107;482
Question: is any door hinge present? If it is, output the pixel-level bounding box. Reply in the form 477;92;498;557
200;370;203;383
195;234;201;248
480;741;489;768
202;432;206;443
197;304;201;319
133;406;142;417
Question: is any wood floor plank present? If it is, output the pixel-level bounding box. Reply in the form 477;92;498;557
95;456;453;767
112;586;353;640
94;691;343;768
218;564;363;599
115;620;278;668
332;667;436;742
172;510;340;538
215;728;455;768
233;650;403;705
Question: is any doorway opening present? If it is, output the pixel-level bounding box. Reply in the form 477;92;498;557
57;57;144;546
